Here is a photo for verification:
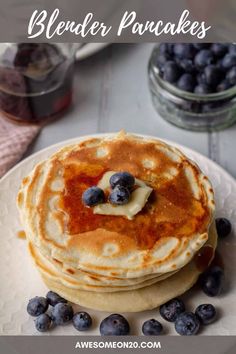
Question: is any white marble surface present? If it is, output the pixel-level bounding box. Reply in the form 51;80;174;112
25;43;236;178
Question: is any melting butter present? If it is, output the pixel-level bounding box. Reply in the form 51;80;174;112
93;171;153;220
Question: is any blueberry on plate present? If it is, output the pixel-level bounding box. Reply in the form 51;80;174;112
100;314;130;336
173;44;196;59
194;84;212;94
142;319;163;335
203;65;223;88
226;67;236;86
175;312;200;335
177;73;196;92
199;265;224;297
27;296;48;317
211;44;228;58
160;298;185;322
195;304;216;325
109;171;135;189
51;303;74;325
194;49;214;69
221;54;236;70
163;61;182;83
46;291;67;306
73;312;92;331
35;313;52;332
215;218;232;238
109;186;130;205
82;186;105;207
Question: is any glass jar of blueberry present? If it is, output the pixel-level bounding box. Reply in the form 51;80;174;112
148;43;236;131
0;43;78;123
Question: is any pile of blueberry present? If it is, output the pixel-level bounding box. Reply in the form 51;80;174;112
82;171;135;207
156;43;236;94
27;291;92;332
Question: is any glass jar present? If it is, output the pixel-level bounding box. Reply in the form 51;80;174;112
148;45;236;132
0;43;78;123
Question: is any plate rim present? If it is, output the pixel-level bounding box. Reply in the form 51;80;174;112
1;132;235;188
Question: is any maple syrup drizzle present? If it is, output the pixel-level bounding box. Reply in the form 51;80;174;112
17;230;26;239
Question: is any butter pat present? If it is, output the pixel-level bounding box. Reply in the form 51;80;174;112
93;171;153;220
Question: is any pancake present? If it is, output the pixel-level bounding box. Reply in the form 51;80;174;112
39;221;217;312
17;132;215;281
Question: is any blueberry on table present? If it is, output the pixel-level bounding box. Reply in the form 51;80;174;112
51;303;74;325
73;312;92;331
46;291;67;306
221;54;236;70
100;314;130;335
194;50;214;69
204;65;223;88
27;296;48;317
200;266;224;297
109;186;130;205
217;80;232;92
142;319;163;335
82;186;105;207
194;84;212;94
163;61;182;83
177;73;196;92
226;67;236;86
160;298;185;322
215;218;232;238
211;44;228;58
109;171;135;189
175;312;200;335
195;304;216;325
173;44;196;59
35;314;52;332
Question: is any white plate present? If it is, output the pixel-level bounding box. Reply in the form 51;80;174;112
0;134;235;336
76;43;109;60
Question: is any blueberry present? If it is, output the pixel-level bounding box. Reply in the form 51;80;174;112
217;80;232;92
215;218;232;238
200;266;224;297
73;312;92;331
27;296;48;317
178;59;195;73
100;314;130;336
175;312;200;335
46;291;67;306
163;61;182;83
173;44;196;59
204;65;223;87
229;44;236;54
160;298;185;322
194;50;214;69
222;54;236;69
35;314;52;332
142;319;163;335
195;304;216;325
109;186;130;205
159;43;173;55
194;84;212;94
177;73;196;92
82;186;105;207
156;53;170;71
51;303;74;325
109;171;135;189
196;73;207;85
226;67;236;85
193;44;210;50
211;44;228;58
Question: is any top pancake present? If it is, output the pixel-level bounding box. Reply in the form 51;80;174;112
17;132;215;278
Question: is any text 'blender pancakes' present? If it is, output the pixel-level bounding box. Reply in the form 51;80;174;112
17;132;216;312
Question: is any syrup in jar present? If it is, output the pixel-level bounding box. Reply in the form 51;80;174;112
0;43;77;123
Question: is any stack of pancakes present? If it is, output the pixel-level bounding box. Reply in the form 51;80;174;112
17;132;217;312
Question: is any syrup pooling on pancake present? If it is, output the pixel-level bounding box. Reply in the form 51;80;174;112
17;132;215;278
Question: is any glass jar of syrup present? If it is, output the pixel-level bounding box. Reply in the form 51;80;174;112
0;43;78;123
